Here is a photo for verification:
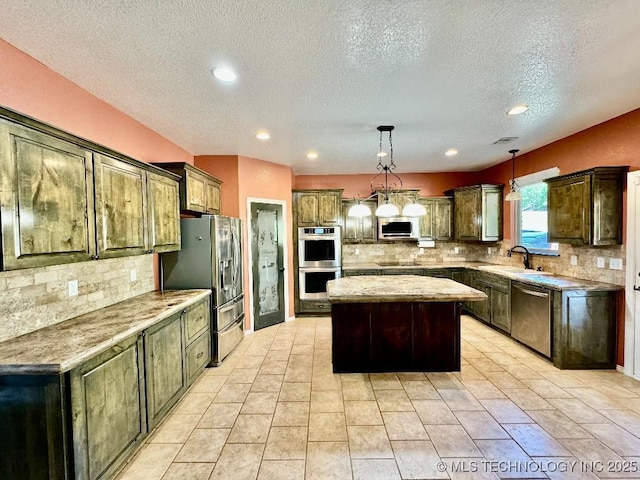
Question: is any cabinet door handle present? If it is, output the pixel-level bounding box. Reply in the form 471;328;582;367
196;352;204;359
634;285;640;291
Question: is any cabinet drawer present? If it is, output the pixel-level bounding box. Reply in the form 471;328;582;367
185;298;210;343
299;300;331;313
186;331;211;385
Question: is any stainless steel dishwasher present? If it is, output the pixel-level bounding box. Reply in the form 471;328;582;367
510;282;552;357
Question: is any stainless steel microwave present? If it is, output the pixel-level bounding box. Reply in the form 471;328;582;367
378;217;419;240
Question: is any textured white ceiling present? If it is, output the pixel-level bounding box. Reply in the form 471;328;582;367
1;0;639;174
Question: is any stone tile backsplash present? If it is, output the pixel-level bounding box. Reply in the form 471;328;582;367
343;240;626;286
0;255;154;343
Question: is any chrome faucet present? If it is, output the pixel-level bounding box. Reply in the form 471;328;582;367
507;245;532;270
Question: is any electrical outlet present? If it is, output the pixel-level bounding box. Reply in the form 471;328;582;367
610;258;623;270
570;255;578;266
419;248;424;254
130;269;137;282
487;247;492;254
454;247;459;254
597;257;605;269
355;248;360;255
68;280;78;297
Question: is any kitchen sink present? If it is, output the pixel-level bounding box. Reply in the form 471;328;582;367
477;265;553;275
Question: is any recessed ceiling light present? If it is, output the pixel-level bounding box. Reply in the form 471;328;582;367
445;149;458;156
306;152;318;159
507;104;528;115
211;67;237;82
256;131;270;140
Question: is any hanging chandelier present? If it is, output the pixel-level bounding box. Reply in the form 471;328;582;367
505;149;522;202
347;125;426;218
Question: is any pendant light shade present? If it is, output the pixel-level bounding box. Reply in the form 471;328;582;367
505;149;521;202
347;126;426;218
347;202;372;217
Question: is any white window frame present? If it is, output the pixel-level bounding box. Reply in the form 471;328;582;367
512;167;560;255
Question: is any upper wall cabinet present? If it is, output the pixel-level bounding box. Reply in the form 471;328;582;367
0;109;181;270
449;184;503;242
375;189;420;215
147;171;181;253
418;197;453;241
293;189;343;227
0;120;97;270
152;162;222;215
545;166;627;246
94;153;148;258
342;199;377;243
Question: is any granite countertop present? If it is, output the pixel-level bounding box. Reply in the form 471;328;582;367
327;275;487;303
0;289;211;375
342;262;621;292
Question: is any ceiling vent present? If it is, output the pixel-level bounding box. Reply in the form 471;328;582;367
492;137;518;144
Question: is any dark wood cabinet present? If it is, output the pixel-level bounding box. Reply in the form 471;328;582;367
0;294;210;480
151;162;222;215
70;335;146;480
342;199;377;243
0;120;96;270
545;167;627;246
332;301;460;373
94;153;148;258
418;197;453;241
293;189;343;227
144;311;185;430
449;184;503;242
0;110;181;271
552;289;617;369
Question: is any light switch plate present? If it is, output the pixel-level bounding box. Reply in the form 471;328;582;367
610;258;623;270
596;257;605;269
570;255;578;266
355;248;360;255
487;247;493;254
68;280;78;297
130;269;137;282
454;247;459;254
419;247;425;254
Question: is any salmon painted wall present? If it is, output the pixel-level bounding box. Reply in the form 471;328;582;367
0;39;195;291
478;107;640;242
194;155;241;217
238;156;295;325
0;39;193;166
294;172;480;198
194;155;295;326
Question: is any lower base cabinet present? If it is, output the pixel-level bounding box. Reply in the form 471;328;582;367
71;335;146;480
0;296;210;480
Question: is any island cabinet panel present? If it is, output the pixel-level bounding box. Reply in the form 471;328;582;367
0;374;67;480
0;120;96;270
342;199;376;243
545;167;626;246
70;334;145;480
94;153;147;258
552;290;617;369
144;311;185;429
331;301;461;373
147;171;181;253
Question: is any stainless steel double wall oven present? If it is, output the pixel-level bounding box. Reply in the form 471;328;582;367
298;226;342;300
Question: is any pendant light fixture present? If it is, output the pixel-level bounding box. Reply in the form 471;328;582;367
505;149;522;202
347;125;426;218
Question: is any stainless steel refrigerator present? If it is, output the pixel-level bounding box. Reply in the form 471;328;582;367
161;215;244;366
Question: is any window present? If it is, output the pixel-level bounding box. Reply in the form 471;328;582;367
513;167;560;255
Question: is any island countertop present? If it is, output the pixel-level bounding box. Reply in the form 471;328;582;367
327;275;487;303
0;289;211;375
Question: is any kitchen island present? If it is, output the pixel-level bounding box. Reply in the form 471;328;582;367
326;275;486;373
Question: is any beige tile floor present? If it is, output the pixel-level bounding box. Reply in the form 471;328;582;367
117;316;640;480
